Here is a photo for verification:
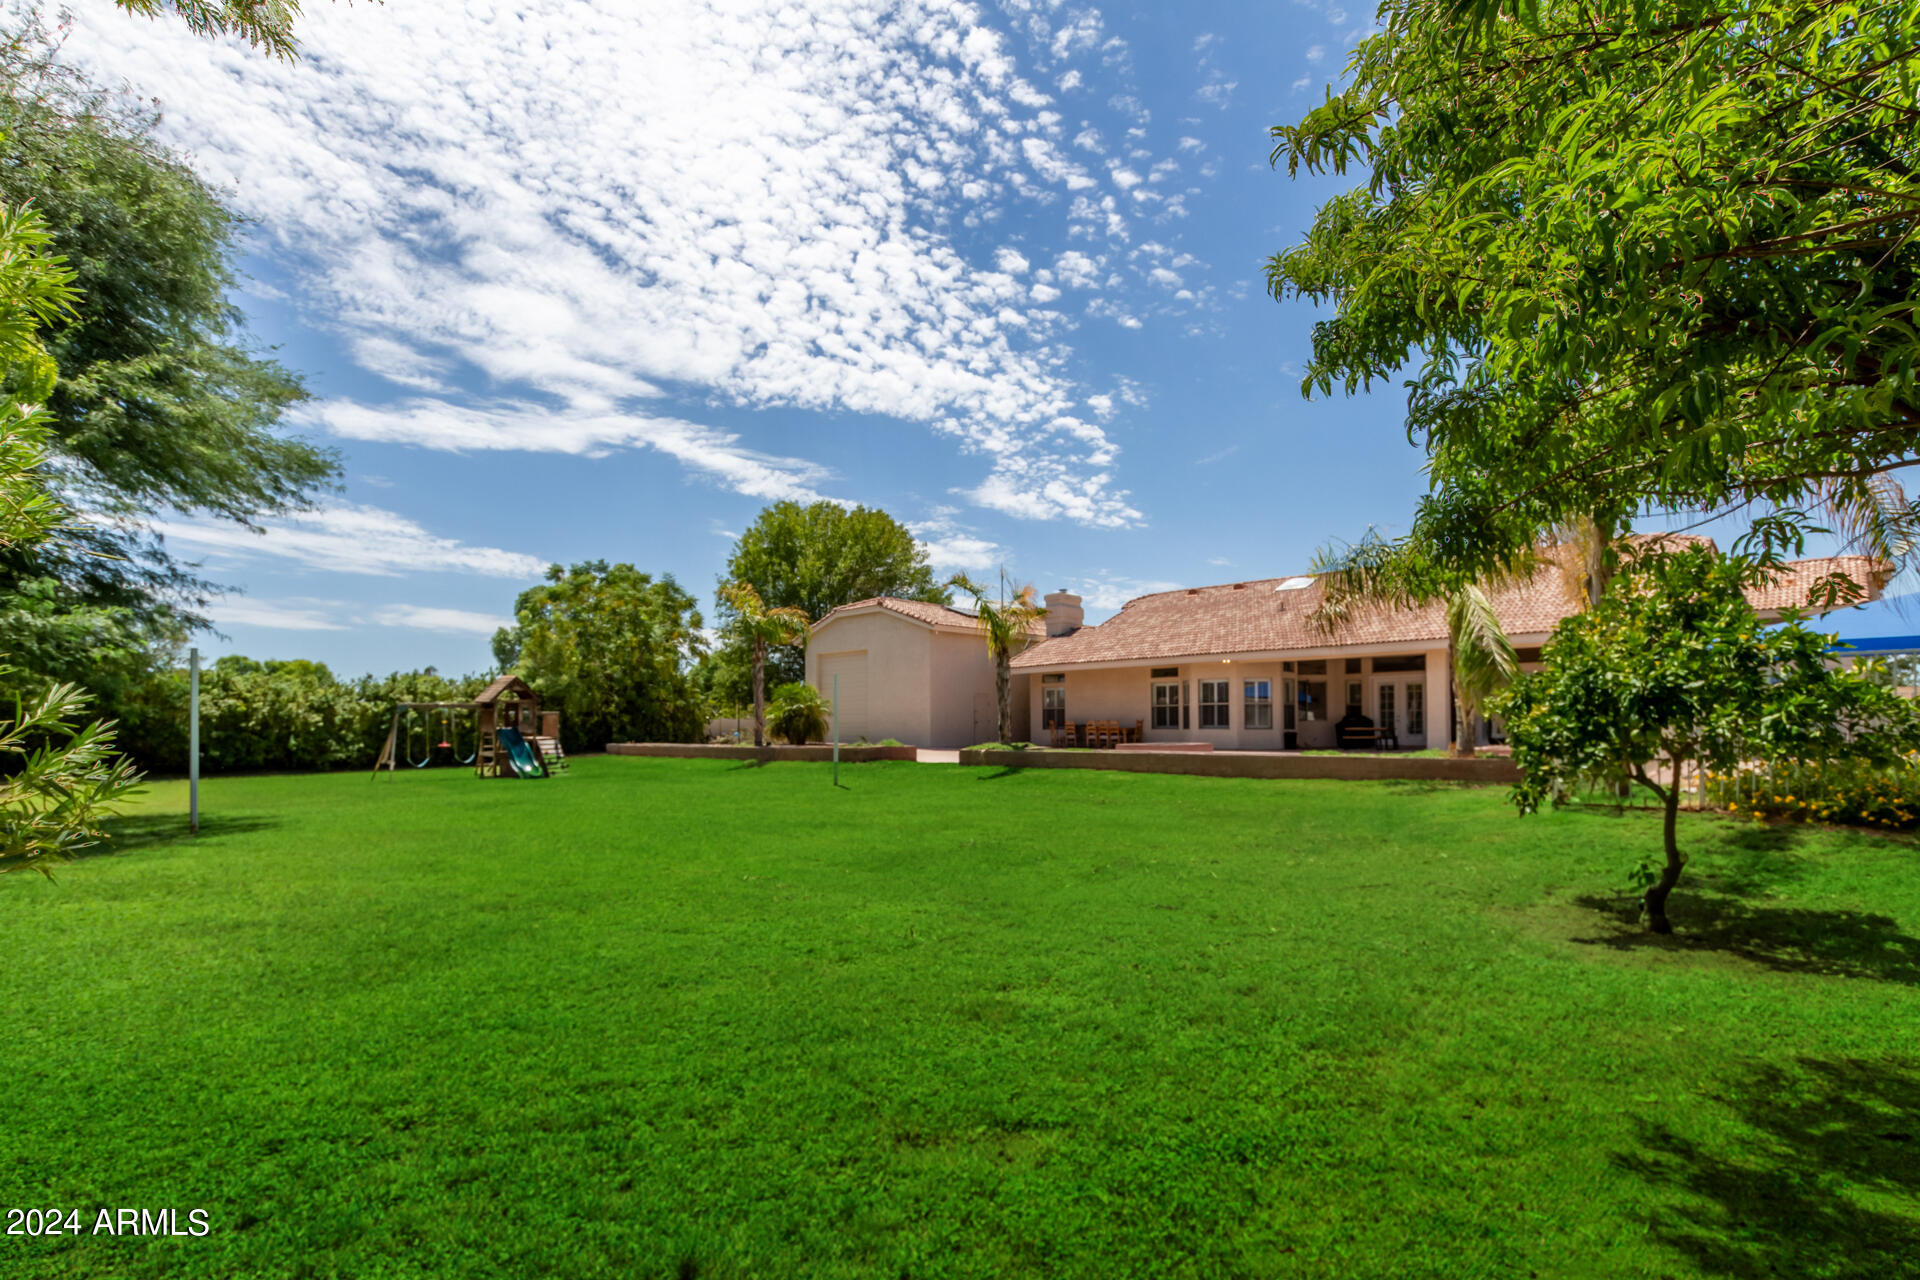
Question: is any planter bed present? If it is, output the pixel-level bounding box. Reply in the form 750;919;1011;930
607;742;917;763
958;746;1519;783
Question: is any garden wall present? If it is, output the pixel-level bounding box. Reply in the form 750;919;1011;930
607;743;918;763
956;748;1520;783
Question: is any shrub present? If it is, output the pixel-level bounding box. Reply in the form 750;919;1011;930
1712;756;1920;831
766;682;828;745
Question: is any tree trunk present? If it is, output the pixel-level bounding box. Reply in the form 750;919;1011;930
996;652;1011;745
1639;759;1686;934
751;636;766;749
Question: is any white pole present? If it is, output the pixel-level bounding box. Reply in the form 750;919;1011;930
832;673;840;787
189;647;200;836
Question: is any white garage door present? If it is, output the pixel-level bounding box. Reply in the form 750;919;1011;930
817;652;869;743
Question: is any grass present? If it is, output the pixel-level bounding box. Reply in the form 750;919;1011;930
3;757;1917;1279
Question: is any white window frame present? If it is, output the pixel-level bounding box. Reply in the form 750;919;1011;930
1151;680;1181;729
1198;679;1231;729
1243;680;1273;730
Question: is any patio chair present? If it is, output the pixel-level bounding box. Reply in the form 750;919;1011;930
1051;722;1074;748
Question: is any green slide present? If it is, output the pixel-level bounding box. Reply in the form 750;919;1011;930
496;727;546;778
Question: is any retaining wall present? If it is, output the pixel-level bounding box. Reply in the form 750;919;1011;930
956;748;1519;783
607;742;918;764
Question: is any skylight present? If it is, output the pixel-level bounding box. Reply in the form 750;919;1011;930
1274;576;1315;591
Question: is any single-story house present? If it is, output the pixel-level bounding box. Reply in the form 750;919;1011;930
805;542;1887;750
1010;550;1889;750
805;597;1043;748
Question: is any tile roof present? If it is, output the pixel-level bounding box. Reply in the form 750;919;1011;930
1011;552;1888;670
813;596;1046;636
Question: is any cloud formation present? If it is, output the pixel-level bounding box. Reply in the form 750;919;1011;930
62;0;1190;527
157;504;549;580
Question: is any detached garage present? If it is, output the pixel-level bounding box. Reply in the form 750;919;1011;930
806;597;1038;749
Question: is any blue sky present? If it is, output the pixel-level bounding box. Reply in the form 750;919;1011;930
64;0;1909;674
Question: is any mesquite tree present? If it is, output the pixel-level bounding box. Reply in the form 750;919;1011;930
1500;549;1915;933
1269;0;1920;591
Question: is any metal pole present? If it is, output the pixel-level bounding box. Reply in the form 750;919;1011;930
832;673;840;787
189;646;200;836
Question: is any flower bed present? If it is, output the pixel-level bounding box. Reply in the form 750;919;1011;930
1712;756;1920;830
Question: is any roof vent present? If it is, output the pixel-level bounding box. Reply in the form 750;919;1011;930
1186;588;1200;595
1231;583;1246;590
1275;576;1314;592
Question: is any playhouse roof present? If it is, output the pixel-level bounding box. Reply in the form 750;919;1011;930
475;674;537;704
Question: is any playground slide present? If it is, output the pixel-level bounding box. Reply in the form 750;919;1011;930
496;727;546;779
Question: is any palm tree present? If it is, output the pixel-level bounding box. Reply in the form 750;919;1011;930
949;571;1047;745
1310;532;1522;758
717;581;811;748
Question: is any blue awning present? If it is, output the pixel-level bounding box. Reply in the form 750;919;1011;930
1830;634;1920;653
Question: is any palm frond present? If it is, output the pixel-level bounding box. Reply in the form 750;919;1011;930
1447;583;1519;717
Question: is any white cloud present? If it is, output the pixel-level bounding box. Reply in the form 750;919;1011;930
1207;556;1231;567
1086;393;1114;418
63;0;1152;527
1291;75;1313;92
1053;251;1104;288
301;399;834;502
211;597;347;631
910;508;1009;574
157;503;549;579
995;247;1031;275
371;604;513;634
1177;136;1206;152
1067;575;1183;611
1192;33;1220;52
1055;69;1082;92
1307;44;1327;62
1029;283;1061;303
1195;75;1238;109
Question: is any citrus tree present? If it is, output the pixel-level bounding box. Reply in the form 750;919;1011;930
1500;548;1916;933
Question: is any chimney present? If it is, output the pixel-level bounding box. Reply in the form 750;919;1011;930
1043;590;1083;637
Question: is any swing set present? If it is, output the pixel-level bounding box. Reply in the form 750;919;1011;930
371;675;568;779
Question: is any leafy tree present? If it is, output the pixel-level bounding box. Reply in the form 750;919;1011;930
716;581;811;748
766;682;829;746
950;572;1044;746
498;562;706;751
1500;548;1916;933
111;1;313;58
1268;0;1920;588
0;19;333;623
717;501;949;690
0;204;141;875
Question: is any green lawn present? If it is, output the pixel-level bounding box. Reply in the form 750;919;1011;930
3;758;1916;1279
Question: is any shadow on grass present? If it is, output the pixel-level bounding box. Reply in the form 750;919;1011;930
98;812;280;855
1570;891;1920;986
1619;1057;1920;1278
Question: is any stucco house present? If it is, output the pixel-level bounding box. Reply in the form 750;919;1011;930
805;597;1042;748
1012;551;1888;750
804;548;1885;750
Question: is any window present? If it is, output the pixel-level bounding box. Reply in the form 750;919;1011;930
1041;675;1066;730
1345;657;1362;674
1372;654;1427;673
1199;679;1230;728
1150;666;1179;679
1346;681;1363;710
1244;680;1273;729
1297;680;1327;722
1298;659;1328;676
1152;680;1181;729
1282;678;1295;731
1406;682;1425;736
